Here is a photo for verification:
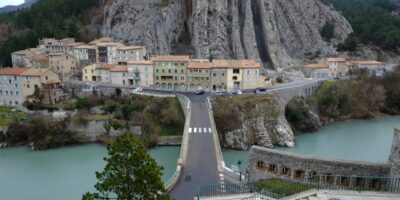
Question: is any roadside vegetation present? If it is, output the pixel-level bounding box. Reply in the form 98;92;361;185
286;66;400;131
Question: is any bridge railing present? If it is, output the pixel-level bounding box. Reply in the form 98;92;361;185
196;175;400;199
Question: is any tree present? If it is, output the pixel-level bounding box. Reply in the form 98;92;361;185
115;88;122;98
82;133;170;200
337;34;359;52
320;20;335;41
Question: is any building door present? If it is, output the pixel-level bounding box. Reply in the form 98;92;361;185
234;82;240;89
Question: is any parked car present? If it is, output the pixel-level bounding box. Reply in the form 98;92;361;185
228;89;243;95
215;88;226;94
255;87;268;94
131;87;143;92
195;90;205;95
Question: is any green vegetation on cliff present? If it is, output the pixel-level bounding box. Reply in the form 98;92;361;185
74;94;185;145
0;0;103;66
0;106;29;126
324;0;400;51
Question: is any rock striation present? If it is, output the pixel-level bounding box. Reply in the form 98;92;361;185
212;93;294;150
103;0;352;70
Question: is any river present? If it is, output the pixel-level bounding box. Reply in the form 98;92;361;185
0;144;180;200
223;116;400;171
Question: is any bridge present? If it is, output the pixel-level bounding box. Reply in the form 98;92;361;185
169;79;322;200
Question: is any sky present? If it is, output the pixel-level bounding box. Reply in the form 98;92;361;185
0;0;25;8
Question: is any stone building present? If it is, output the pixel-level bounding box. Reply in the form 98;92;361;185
95;42;124;64
38;38;75;54
116;46;147;65
346;60;386;77
11;48;44;67
127;60;154;88
303;63;331;79
72;45;97;66
0;68;28;106
153;55;189;91
326;57;348;78
48;53;77;78
110;65;128;86
187;59;212;91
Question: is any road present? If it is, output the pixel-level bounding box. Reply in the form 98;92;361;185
170;93;221;200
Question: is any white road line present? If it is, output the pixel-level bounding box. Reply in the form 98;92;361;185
204;128;207;133
194;128;197;133
189;128;192;133
199;128;202;133
208;128;212;133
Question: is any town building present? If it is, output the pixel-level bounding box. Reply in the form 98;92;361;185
117;46;147;65
72;45;97;66
187;60;212;91
127;60;154;88
48;53;76;78
82;64;97;82
38;38;76;54
0;68;60;106
153;55;189;91
82;63;121;84
303;63;331;79
95;42;124;64
11;48;44;67
21;68;60;103
212;59;265;90
110;65;128;86
40;81;64;105
346;60;386;76
326;57;348;78
31;55;50;70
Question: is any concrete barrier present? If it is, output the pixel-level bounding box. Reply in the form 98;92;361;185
164;93;192;192
207;97;225;171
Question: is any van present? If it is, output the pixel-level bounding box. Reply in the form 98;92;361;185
255;88;268;94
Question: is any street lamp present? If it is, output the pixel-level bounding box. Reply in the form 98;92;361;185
237;160;242;181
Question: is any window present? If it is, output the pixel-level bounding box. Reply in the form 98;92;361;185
27;84;30;88
180;76;184;81
206;77;209;81
282;167;289;175
269;164;276;172
85;69;87;73
8;79;11;84
222;73;225;76
15;84;18;88
10;91;13;96
174;76;178;81
174;69;178;74
233;69;240;74
247;70;250;75
45;76;48;81
168;69;172;73
156;76;159;80
16;91;19;96
156;69;159;73
233;76;238;80
256;161;265;169
213;73;216;77
181;69;184;74
162;69;165;74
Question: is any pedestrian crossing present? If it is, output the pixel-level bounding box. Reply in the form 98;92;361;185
188;127;212;134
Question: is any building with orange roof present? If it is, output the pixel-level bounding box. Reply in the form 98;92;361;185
187;60;212;91
153;55;190;91
346;60;386;77
302;63;331;78
127;60;154;88
326;57;349;78
0;67;60;106
82;63;118;83
110;65;129;86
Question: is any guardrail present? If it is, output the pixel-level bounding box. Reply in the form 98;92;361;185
206;96;225;171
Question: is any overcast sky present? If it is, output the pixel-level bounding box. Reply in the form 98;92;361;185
0;0;24;8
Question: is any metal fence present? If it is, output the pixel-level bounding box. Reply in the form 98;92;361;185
196;175;400;200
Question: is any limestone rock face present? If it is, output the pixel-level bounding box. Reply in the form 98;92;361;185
212;94;294;150
104;0;352;70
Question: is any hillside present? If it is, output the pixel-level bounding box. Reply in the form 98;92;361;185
103;0;352;70
324;0;400;51
0;0;103;66
0;0;38;14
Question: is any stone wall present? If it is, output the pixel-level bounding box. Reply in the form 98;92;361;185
248;145;391;181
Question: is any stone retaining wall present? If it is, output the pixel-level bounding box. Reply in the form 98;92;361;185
248;145;391;181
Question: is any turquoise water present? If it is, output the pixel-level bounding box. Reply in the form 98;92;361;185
0;144;180;200
223;116;400;169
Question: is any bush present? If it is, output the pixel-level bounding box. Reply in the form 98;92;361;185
320;20;335;41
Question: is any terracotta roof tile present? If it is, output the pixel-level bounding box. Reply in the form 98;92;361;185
188;60;212;69
127;60;153;65
347;60;384;65
21;68;51;76
327;57;346;62
0;67;29;75
304;63;327;68
110;65;128;72
212;59;260;69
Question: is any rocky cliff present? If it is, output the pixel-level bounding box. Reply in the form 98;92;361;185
103;0;352;70
212;93;294;150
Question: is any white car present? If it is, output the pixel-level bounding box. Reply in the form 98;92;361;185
131;87;143;93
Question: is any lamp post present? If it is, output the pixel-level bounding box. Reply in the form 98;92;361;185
237;160;242;181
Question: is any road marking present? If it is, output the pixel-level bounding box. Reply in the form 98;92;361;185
199;128;202;133
189;128;192;133
204;128;207;133
194;128;197;133
208;128;212;133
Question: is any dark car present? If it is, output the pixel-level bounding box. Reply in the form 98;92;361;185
255;88;268;94
195;90;205;95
